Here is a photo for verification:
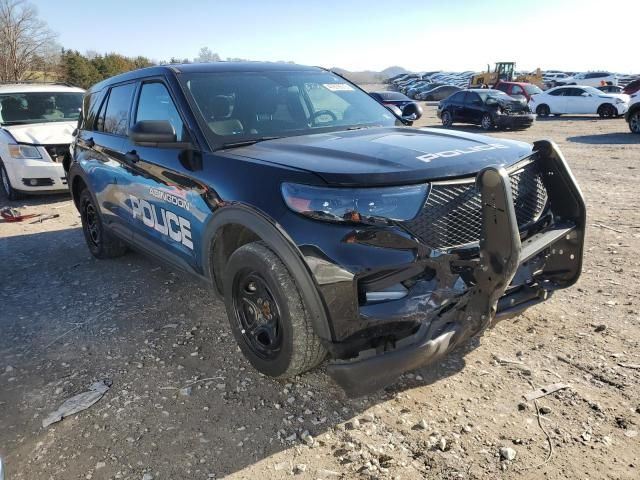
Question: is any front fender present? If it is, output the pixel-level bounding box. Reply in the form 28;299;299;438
200;204;334;342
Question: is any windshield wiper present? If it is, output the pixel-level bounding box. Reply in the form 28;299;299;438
216;136;282;150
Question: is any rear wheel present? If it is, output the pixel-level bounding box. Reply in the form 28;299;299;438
536;104;550;117
223;242;326;378
481;113;494;130
0;163;21;201
79;189;128;259
598;103;616;118
441;110;453;127
630;111;640;134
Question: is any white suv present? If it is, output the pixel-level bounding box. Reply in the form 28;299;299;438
0;83;84;200
558;72;618;88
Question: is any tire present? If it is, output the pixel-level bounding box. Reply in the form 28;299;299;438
79;188;128;259
223;241;326;378
629;111;640;134
441;110;453;127
0;162;21;201
481;113;494;130
536;104;550;117
598;104;615;118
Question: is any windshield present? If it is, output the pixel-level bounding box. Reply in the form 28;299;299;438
180;70;398;148
524;84;543;95
0;92;82;125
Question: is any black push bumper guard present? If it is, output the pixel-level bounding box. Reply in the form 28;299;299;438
327;140;586;397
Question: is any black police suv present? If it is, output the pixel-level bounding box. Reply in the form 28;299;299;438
438;89;536;131
68;63;585;396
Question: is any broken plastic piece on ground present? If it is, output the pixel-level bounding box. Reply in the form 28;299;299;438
42;380;110;428
524;382;570;401
1;207;39;222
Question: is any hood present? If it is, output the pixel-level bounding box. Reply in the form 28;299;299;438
2;121;76;145
228;127;533;186
495;96;529;110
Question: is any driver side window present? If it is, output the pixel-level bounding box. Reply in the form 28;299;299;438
135;82;186;141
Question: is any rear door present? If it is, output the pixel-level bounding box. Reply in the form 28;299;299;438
547;88;568;113
77;82;136;240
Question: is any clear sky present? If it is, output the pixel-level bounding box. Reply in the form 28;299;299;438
31;0;639;73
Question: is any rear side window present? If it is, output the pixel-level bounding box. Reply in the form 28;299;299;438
96;83;135;136
548;88;566;96
135;82;186;141
511;85;524;95
495;84;509;93
449;92;465;103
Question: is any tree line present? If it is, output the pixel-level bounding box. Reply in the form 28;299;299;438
0;0;243;89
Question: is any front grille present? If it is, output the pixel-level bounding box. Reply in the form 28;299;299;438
403;159;548;250
44;144;70;163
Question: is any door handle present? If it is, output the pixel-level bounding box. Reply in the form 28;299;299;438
124;150;140;164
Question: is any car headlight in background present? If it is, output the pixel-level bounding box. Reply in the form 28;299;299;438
9;144;42;159
281;182;429;223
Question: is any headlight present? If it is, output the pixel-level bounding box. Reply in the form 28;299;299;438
281;182;429;223
9;144;42;159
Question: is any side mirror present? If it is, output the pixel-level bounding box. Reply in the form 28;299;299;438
581;92;591;97
401;102;423;122
485;97;498;105
130;120;176;145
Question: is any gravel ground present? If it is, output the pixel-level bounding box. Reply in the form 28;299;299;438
1;104;639;480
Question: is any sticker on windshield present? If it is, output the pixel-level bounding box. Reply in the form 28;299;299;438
323;83;354;92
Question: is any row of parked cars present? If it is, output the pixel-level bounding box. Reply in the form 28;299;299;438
542;70;640;93
371;83;640;133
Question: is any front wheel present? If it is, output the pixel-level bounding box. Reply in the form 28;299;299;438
630;111;640;134
598;103;616;118
223;242;326;378
79;188;128;259
441;110;453;127
0;163;21;201
481;113;494;130
536;104;550;117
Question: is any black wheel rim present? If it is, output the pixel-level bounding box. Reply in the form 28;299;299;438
232;271;283;360
83;201;100;247
631;114;640;132
482;115;491;129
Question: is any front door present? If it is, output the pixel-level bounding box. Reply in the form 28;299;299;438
123;79;209;273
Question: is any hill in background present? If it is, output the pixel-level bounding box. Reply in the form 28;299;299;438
331;65;409;84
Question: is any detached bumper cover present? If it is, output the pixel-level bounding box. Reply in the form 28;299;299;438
327;140;585;396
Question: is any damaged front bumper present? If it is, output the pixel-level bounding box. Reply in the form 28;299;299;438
494;112;536;129
326;140;586;396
